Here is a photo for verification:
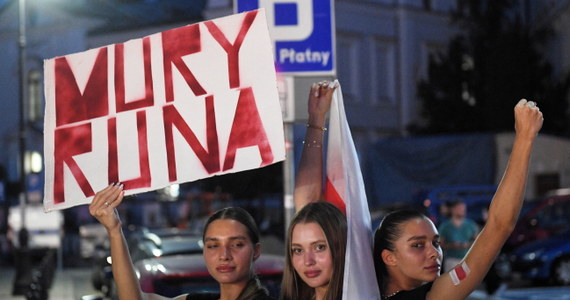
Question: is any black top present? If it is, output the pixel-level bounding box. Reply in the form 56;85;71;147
387;282;434;300
185;292;275;300
186;293;219;300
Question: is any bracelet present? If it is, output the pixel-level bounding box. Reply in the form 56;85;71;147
306;123;327;131
303;140;322;148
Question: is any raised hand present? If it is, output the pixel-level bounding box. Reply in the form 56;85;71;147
514;99;543;139
308;80;338;126
89;183;125;232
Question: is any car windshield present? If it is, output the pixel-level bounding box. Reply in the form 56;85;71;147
160;236;203;255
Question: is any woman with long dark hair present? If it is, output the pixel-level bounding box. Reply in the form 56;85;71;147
373;99;543;299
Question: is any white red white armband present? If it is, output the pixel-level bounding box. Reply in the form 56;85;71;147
449;261;471;285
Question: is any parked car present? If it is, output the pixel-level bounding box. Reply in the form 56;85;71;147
91;226;203;298
507;228;570;285
135;253;285;298
505;194;570;252
134;234;202;260
79;223;108;259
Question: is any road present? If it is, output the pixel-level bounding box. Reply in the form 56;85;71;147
0;267;102;300
1;265;569;300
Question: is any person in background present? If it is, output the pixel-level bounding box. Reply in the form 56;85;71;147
437;201;452;226
90;184;273;300
62;207;81;267
438;200;479;272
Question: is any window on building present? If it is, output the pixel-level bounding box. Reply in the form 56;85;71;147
371;40;396;105
337;34;362;103
28;69;43;123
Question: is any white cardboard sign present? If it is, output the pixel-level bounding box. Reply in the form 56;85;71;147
43;9;285;211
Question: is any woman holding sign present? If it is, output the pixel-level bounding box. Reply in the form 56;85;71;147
373;99;542;299
280;81;347;300
89;184;274;300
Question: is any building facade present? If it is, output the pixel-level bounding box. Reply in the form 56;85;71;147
0;0;569;198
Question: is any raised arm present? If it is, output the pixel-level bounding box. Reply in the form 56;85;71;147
429;99;543;300
89;185;185;300
293;81;337;211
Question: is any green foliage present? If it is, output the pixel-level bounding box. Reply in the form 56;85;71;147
412;0;570;135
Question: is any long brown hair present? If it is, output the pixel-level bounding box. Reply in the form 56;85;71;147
203;207;269;300
280;202;347;300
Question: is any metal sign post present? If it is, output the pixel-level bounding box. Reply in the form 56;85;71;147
235;0;335;75
235;0;336;230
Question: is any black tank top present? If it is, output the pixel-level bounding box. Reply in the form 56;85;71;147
387;282;433;300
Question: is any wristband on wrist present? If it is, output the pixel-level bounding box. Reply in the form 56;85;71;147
303;140;322;148
306;123;327;131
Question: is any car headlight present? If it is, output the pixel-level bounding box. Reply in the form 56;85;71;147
521;249;543;261
152;249;163;257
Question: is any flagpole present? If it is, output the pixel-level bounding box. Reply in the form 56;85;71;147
18;0;28;242
282;123;295;231
13;0;32;295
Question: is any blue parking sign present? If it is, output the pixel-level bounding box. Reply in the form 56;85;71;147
235;0;335;75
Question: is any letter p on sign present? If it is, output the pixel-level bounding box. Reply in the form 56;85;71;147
261;0;313;41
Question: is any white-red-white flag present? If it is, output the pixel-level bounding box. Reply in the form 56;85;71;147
325;81;381;299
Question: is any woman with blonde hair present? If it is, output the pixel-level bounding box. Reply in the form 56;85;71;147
280;81;346;300
280;201;346;300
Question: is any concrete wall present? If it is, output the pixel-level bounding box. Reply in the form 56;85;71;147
495;133;570;199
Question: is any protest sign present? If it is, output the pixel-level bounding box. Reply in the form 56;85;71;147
43;9;285;211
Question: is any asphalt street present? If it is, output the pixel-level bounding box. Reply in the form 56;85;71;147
2;265;570;300
0;267;102;300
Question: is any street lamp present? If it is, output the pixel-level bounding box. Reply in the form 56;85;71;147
12;0;31;296
18;0;29;248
